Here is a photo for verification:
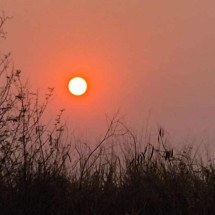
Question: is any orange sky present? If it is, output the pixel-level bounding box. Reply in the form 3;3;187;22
1;0;215;142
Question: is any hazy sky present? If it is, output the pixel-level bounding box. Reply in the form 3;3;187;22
1;0;215;142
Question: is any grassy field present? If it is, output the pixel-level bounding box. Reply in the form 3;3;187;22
0;90;214;215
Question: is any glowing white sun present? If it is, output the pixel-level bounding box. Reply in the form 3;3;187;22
68;77;87;96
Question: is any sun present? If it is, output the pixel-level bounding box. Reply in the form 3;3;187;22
68;77;88;96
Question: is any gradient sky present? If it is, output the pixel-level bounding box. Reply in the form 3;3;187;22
1;0;215;143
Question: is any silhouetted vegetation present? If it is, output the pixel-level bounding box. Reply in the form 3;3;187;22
0;13;215;215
